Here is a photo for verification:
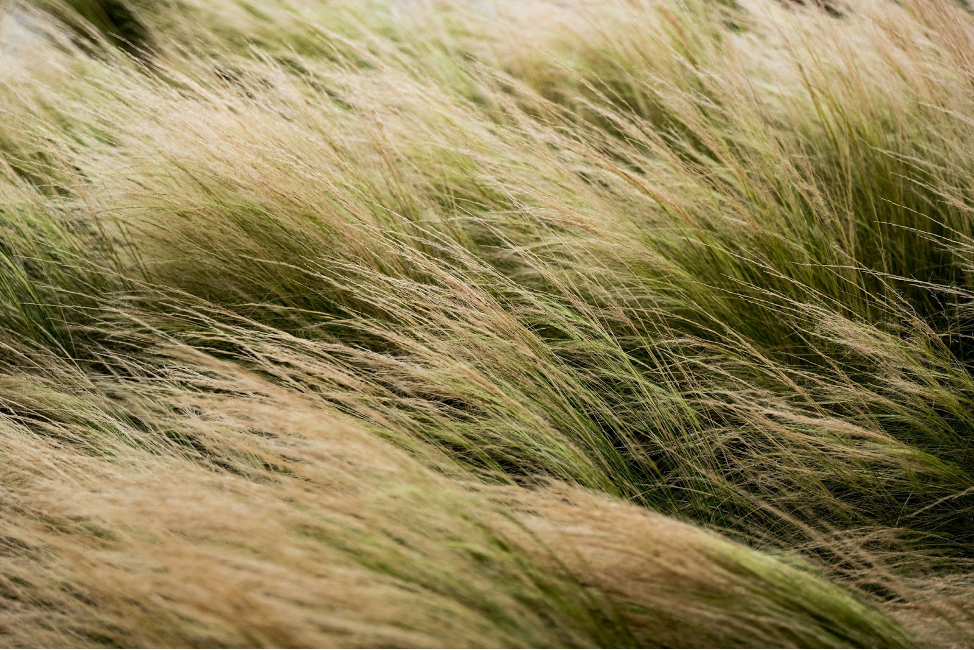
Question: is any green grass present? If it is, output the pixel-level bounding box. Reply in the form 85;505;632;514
0;0;972;645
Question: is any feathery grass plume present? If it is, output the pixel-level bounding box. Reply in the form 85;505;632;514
0;343;911;647
2;0;974;645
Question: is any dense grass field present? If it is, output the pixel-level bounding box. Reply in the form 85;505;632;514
0;0;973;646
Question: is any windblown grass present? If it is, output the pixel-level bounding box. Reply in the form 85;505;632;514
0;0;972;645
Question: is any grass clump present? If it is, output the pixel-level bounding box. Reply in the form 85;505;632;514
0;0;972;645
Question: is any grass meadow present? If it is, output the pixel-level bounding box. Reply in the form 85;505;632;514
0;0;973;645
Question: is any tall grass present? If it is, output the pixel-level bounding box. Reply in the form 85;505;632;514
0;0;972;645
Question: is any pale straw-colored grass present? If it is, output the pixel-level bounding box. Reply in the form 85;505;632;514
0;0;972;645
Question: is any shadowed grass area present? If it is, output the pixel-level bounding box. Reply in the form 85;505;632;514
0;0;973;645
